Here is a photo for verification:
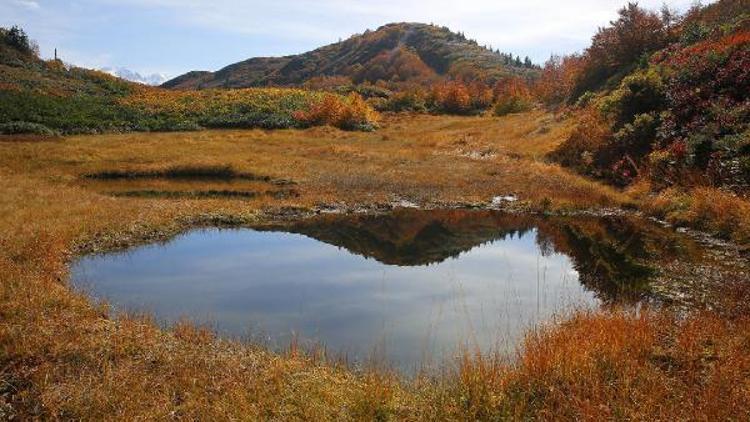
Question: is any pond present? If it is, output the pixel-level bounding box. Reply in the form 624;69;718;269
71;209;701;371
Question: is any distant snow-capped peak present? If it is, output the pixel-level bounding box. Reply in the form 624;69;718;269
101;67;168;86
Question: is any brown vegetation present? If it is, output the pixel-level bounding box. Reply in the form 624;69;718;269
1;112;748;419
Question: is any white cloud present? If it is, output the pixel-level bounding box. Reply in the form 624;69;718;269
1;0;712;76
14;0;40;10
107;0;703;60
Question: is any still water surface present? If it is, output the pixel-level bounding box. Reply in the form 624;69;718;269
72;210;690;370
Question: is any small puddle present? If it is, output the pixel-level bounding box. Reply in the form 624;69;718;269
71;209;705;371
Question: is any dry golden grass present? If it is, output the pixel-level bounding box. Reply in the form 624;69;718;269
0;111;625;211
628;180;750;246
0;112;748;419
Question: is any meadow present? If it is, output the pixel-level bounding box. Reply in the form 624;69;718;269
1;112;749;419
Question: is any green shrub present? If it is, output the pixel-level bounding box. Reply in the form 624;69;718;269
600;70;665;129
611;113;659;158
0;121;57;135
200;113;296;130
493;96;532;116
0;26;37;55
378;90;428;112
574;91;596;108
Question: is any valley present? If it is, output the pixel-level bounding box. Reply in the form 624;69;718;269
2;111;749;419
1;0;749;419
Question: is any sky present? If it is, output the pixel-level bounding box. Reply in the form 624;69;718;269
1;0;704;79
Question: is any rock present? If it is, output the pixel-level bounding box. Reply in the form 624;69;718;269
491;195;518;206
396;199;419;209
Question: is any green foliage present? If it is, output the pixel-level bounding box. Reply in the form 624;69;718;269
493;96;532;116
601;70;665;129
612;113;659;154
574;91;596;108
199;113;296;130
0;26;37;55
377;90;428;112
0;81;377;134
0;90;138;134
0;121;57;136
680;23;712;44
553;1;750;193
608;113;660;184
0;47;378;134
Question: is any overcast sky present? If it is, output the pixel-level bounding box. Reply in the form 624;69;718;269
2;0;704;78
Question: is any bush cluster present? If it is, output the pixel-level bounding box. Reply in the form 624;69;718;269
292;93;379;131
548;2;750;192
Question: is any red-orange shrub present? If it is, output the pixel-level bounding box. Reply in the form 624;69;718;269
293;93;379;130
430;81;472;114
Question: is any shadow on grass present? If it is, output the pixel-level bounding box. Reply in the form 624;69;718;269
109;188;299;200
84;165;295;185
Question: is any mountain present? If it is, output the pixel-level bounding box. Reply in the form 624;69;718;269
101;66;168;86
0;25;374;136
163;22;537;90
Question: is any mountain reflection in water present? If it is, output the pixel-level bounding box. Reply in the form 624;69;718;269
281;209;700;302
72;209;701;371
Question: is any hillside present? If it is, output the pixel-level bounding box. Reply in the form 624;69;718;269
163;22;537;90
539;0;750;200
0;26;378;135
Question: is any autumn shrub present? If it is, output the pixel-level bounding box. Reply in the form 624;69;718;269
492;76;533;116
533;54;584;107
293;92;379;130
571;3;670;100
554;6;750;193
654;31;750;189
338;92;379;130
633;181;750;243
549;108;612;175
683;187;750;242
430;81;472;114
601;113;659;184
467;81;494;110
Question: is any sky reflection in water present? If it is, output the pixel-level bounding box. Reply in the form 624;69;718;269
72;223;597;370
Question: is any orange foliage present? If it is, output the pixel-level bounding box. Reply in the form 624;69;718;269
430;81;472;114
551;106;612;170
357;46;436;84
572;3;668;98
533;54;585;106
293;92;379;130
493;76;532;100
672;29;750;61
466;81;494;110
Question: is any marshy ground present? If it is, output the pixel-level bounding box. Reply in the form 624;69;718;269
1;112;749;420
